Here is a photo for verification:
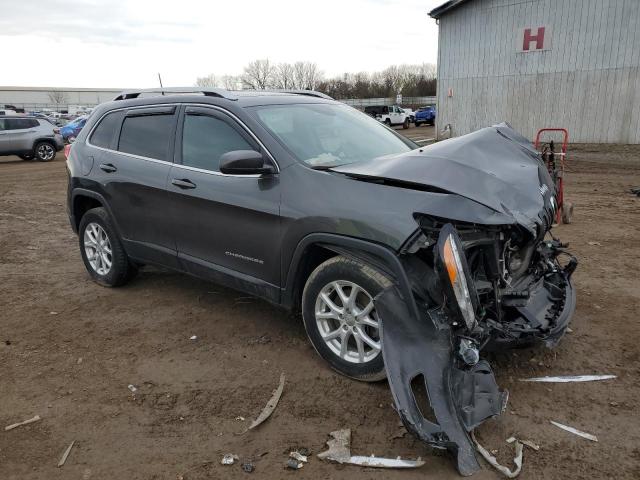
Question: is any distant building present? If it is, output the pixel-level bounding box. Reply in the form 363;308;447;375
0;87;126;112
430;0;639;143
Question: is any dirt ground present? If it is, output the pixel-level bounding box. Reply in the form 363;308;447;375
1;139;639;480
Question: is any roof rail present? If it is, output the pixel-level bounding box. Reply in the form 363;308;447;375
266;89;333;100
113;87;237;101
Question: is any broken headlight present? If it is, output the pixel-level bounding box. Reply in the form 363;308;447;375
437;224;477;330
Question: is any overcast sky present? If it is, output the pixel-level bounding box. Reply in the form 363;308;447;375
0;0;442;88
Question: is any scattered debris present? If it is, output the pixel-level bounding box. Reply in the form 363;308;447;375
235;416;245;421
550;421;598;442
241;462;255;473
318;429;424;469
50;311;59;315
127;384;138;393
77;357;83;365
286;458;304;469
587;241;601;246
189;335;197;340
506;437;540;451
247;334;271;345
5;340;11;345
221;453;239;465
630;186;640;197
241;373;285;433
5;414;41;431
57;440;75;467
472;432;524;478
521;375;616;383
289;451;309;463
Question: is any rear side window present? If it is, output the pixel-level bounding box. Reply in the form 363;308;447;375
182;114;256;172
118;114;174;160
89;111;122;149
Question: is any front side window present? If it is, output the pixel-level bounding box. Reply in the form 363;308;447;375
181;114;256;172
118;114;174;160
253;103;415;168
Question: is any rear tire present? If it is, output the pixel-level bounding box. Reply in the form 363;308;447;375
34;141;56;162
78;207;137;287
302;256;391;382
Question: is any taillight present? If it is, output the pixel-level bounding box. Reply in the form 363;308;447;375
53;127;60;134
64;144;71;159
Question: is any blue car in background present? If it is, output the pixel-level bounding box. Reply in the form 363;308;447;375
414;105;436;127
60;116;88;142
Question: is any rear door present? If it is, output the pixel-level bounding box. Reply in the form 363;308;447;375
90;106;180;267
166;105;281;298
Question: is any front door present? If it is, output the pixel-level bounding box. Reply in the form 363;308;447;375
167;105;281;300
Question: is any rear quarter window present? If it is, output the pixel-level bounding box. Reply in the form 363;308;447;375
89;111;123;149
118;113;174;160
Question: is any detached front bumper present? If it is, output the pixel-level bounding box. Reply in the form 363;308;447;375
375;225;577;476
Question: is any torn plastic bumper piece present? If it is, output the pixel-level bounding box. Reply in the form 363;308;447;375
376;286;507;476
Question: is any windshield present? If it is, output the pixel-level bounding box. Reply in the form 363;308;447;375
252;103;415;168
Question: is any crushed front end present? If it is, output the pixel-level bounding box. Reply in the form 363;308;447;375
376;217;576;476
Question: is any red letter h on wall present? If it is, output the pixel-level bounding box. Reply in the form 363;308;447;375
523;27;545;50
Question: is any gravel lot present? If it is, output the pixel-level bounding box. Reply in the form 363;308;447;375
1;139;639;479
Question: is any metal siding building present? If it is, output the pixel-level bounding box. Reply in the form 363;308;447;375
0;87;126;111
431;0;640;143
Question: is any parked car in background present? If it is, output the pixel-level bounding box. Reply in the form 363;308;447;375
61;115;88;142
0;109;18;116
401;107;415;123
414;105;436;126
0;115;64;161
364;105;409;129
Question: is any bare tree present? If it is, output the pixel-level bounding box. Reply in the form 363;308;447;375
272;62;296;89
195;74;219;87
292;61;322;90
48;90;68;105
220;75;242;90
242;59;274;89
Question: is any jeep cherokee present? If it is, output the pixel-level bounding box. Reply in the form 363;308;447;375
66;88;576;475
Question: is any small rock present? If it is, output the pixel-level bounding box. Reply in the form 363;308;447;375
50;311;59;315
221;453;239;465
610;401;619;407
241;462;255;473
77;357;83;365
127;384;137;393
190;335;197;340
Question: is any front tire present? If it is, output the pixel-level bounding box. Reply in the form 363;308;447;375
34;141;56;162
78;207;137;287
302;256;391;382
402;118;410;129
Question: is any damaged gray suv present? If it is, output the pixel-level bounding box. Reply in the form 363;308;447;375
66;88;576;475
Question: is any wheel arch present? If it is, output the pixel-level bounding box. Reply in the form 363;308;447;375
70;189;121;236
281;233;419;321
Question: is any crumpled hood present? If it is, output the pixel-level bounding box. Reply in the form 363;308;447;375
332;123;555;234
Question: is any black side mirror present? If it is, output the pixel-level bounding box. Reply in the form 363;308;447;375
219;150;274;175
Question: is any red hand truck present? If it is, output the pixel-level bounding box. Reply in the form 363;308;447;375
534;128;573;224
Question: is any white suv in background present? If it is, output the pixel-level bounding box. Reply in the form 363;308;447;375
0;116;64;161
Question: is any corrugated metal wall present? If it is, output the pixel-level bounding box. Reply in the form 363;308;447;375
436;0;640;143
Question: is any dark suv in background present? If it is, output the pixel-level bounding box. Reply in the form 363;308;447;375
66;88;576;475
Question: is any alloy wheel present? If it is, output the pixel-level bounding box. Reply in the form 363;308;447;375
83;222;113;275
37;143;55;161
314;280;381;364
